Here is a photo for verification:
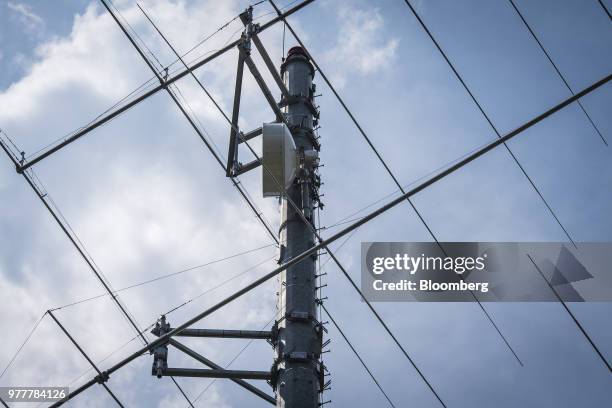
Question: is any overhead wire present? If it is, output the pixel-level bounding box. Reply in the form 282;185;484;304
47;310;126;407
321;304;397;408
100;4;271;405
598;0;612;20
267;0;523;369
400;0;577;248
312;226;398;407
25;76;160;160
3;17;195;404
2;0;608;404
49;243;277;312
322;135;501;232
507;0;607;145
137;2;478;404
23;4;245;161
36;73;612;407
0;311;47;379
61;252;277;395
130;2;279;244
0;137;161;400
30;171;149;344
526;254;612;372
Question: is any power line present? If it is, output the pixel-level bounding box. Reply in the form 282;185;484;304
265;6;523;395
267;0;523;368
508;0;607;145
49;244;277;311
526;254;612;372
0;311;46;379
1;80;191;408
322;135;501;232
24;3;247;161
63;253;277;398
141;3;514;403
42;74;612;406
48;311;125;407
106;0;279;245
401;0;577;248
2;2;608;404
598;0;612;20
16;1;311;173
321;304;397;408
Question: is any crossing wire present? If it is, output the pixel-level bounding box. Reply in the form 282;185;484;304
144;3;511;394
508;0;607;145
23;5;244;161
322;135;499;232
1;139;198;405
139;1;520;404
61;253;277;396
400;0;576;247
104;0;279;245
48;310;126;407
267;0;524;368
2;1;608;406
138;4;449;401
39;73;612;408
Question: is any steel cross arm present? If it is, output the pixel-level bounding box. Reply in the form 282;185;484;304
171;328;272;339
238;126;263;144
15;0;314;174
47;311;125;408
163;368;272;380
45;73;611;407
235;158;263;176
168;339;275;404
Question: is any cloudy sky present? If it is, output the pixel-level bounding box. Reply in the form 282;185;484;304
0;0;611;407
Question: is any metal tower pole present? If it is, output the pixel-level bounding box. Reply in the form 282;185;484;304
274;46;323;407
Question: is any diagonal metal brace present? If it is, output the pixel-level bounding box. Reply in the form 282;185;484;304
169;339;275;404
251;35;291;99
242;52;286;123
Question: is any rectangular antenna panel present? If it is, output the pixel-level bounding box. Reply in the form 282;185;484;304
262;123;296;197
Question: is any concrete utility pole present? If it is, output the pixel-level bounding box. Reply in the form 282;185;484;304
274;46;323;408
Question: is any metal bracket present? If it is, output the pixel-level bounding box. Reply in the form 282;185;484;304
151;316;170;378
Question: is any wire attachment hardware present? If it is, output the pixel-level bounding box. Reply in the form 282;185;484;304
151;315;170;379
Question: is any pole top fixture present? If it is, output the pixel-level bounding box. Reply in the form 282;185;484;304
281;46;314;77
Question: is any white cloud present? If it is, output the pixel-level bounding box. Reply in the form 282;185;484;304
324;5;399;87
7;2;45;36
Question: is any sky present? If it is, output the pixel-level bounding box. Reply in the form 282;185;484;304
0;0;611;407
